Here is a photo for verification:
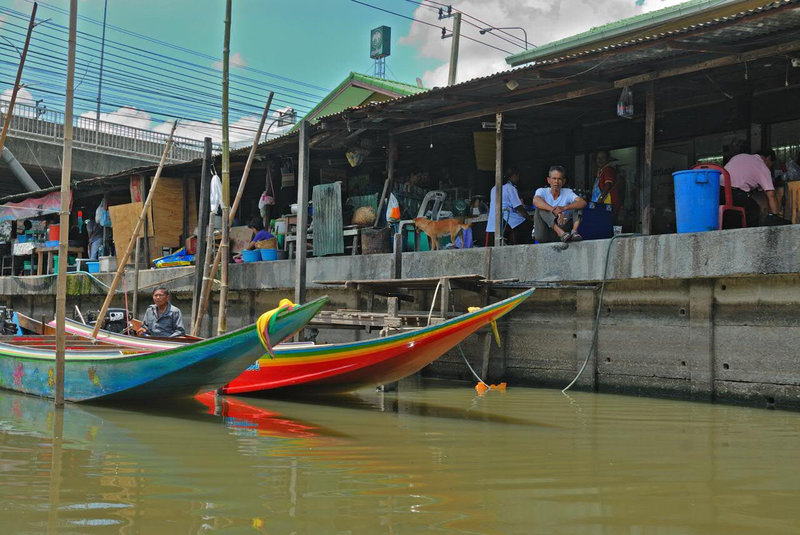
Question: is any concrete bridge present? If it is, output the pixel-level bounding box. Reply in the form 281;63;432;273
0;100;213;197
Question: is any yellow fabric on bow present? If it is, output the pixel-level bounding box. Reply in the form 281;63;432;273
256;298;296;358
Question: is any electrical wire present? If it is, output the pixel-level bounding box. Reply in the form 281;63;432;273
350;0;513;55
415;0;528;48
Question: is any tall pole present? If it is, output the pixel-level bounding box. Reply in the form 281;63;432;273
54;0;76;407
191;137;212;326
294;120;310;309
447;12;461;86
89;123;177;339
94;0;108;141
0;2;37;153
642;82;655;235
216;0;232;336
493;112;504;247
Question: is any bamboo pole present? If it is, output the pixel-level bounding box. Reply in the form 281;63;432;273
0;2;37;153
192;95;273;336
89;122;177;339
54;0;76;407
216;0;232;337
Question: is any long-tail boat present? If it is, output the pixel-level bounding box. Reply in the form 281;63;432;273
1;297;328;402
50;289;533;395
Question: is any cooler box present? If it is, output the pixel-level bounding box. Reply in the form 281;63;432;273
579;203;614;240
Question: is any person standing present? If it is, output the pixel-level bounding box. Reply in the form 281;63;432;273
485;167;534;245
85;219;104;260
590;150;621;214
533;165;587;243
136;287;185;337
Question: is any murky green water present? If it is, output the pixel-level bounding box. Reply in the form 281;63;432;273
0;380;798;534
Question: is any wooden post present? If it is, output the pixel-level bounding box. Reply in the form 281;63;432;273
294;120;310;308
393;232;402;279
132;237;140;320
0;2;37;153
182;176;189;243
192;216;216;336
493;112;504;246
374;136;397;228
191;137;212;325
54;0;76;407
642;81;655;235
90;122;177;340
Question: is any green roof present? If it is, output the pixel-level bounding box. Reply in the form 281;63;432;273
296;72;426;128
506;0;738;66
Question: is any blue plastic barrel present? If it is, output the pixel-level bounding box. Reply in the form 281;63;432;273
259;248;277;261
242;249;261;263
672;169;720;233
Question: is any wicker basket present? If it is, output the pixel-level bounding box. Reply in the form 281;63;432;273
255;237;278;249
351;206;377;226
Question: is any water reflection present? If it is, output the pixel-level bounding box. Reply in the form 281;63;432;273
0;381;799;534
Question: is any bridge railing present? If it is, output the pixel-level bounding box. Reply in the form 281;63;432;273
0;100;221;163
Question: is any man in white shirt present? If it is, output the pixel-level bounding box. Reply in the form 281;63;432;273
486;167;534;245
532;165;587;243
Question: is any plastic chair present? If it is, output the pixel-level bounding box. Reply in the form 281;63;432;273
692;163;746;229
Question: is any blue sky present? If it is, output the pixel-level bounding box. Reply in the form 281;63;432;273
0;0;683;143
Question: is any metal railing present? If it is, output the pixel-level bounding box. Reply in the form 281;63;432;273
0;99;220;163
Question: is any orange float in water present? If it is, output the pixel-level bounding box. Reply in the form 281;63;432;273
475;382;507;395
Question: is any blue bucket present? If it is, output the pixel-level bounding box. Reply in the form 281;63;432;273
672;169;720;233
242;249;261;263
259;248;278;261
86;261;100;273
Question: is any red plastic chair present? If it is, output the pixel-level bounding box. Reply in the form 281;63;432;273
691;163;746;229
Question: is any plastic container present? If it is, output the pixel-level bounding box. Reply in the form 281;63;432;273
53;255;76;272
86;261;100;273
672;169;720;233
45;240;59;248
260;248;278;261
242;249;261;262
17;235;29;243
48;224;60;242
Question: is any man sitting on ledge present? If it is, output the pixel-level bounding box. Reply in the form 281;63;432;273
532;165;587;243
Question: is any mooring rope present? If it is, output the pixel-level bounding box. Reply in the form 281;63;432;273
562;233;639;393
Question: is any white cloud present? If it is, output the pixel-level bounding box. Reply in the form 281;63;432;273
399;0;687;87
80;106;152;132
152;113;264;145
0;86;37;114
212;51;247;70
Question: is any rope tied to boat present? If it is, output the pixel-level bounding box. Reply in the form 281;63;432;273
256;298;295;358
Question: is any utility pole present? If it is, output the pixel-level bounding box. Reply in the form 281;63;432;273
439;6;461;86
94;0;108;142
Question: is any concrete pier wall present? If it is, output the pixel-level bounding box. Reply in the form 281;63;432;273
1;225;798;410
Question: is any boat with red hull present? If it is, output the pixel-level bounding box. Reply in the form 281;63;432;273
52;289;533;395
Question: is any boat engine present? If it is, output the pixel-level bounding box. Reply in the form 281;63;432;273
85;308;131;333
0;306;18;335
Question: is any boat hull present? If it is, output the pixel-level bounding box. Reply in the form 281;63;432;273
0;296;328;402
222;289;534;394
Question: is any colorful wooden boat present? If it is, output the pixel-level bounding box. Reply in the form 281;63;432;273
52;289;533;395
222;288;533;394
0;296;328;402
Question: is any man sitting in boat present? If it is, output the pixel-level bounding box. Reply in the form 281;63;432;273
136;287;185;337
